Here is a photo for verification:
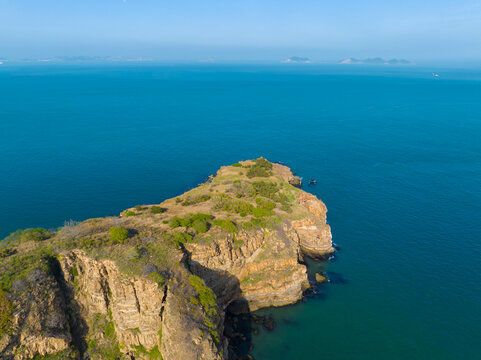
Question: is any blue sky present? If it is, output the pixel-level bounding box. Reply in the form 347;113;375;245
1;0;481;62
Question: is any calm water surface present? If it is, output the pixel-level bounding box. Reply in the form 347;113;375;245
1;64;480;359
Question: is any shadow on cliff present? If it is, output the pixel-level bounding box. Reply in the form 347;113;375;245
46;256;89;359
184;258;256;360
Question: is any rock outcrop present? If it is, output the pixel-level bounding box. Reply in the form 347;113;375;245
0;158;333;359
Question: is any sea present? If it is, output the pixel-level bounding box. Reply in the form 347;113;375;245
1;63;480;359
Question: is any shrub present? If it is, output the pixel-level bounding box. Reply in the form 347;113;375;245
0;248;15;258
124;210;136;217
255;158;273;170
253;181;279;198
150;206;165;214
172;231;192;247
191;213;213;222
246;166;269;178
253;207;274;218
213;193;254;214
182;194;211;206
168;217;182;228
108;227;128;244
213;219;237;233
255;197;276;210
251;218;261;226
232;163;242;167
192;219;209;233
149;272;165;287
0;290;13;337
179;218;192;227
135;205;143;211
241;222;255;231
10;228;53;243
189;275;217;317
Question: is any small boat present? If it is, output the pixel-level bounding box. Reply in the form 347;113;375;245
309;179;317;185
432;73;439;77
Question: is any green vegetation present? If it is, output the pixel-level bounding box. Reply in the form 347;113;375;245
0;290;13;337
31;349;78;359
124;210;136;217
189;275;220;344
108;227;128;244
168;213;213;235
172;231;193;247
182;194;210;206
150;206;166;214
240;272;265;286
253;181;279;198
232;163;242;167
192;219;209;233
213;219;237;233
3;228;53;244
149;272;165;287
256;197;276;210
0;248;15;258
189;275;217;317
135;205;143;211
213;193;254;214
252;207;274;218
133;344;162;360
246;158;273;178
87;313;121;360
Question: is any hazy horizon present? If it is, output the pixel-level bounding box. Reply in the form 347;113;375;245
1;0;481;66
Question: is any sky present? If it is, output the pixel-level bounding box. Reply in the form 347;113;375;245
1;0;481;63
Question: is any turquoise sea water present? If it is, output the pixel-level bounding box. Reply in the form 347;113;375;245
1;64;480;359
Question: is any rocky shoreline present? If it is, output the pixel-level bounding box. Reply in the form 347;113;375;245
0;158;334;359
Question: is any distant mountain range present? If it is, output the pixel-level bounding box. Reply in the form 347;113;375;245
281;56;312;63
340;57;414;65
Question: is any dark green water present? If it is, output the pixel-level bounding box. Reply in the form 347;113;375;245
1;64;480;359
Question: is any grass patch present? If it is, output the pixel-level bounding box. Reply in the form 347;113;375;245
108;227;128;244
0;290;13;337
213;219;237;233
150;206;166;214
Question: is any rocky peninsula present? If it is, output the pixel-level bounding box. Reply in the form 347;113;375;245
0;158;333;360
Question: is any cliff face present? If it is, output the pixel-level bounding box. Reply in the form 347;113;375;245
0;158;333;360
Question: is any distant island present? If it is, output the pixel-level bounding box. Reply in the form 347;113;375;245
0;158;334;360
340;57;414;65
281;56;312;63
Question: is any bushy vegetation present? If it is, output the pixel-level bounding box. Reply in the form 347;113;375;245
108;227;128;244
231;181;255;198
253;181;279;198
0;248;15;258
252;207;275;218
87;312;121;359
168;213;213;234
189;275;219;344
3;228;53;244
150;206;166;214
246;166;269;178
213;193;254;214
255;197;276;210
213;219;237;233
172;231;193;247
148;272;165;287
135;205;143;211
231;163;242;167
182;194;211;206
246;158;273;178
253;181;293;212
0;290;13;337
124;210;136;217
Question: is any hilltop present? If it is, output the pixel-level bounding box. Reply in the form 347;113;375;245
0;158;333;360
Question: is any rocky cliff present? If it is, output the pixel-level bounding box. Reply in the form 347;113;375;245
0;158;333;359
